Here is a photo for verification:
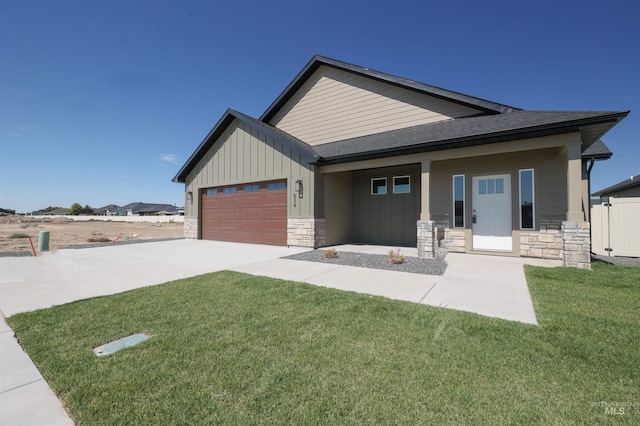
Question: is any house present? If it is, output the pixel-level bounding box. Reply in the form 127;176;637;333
117;202;180;216
592;174;640;199
591;174;640;258
94;204;121;216
43;208;70;215
174;55;628;268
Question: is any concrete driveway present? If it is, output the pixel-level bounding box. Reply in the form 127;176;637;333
0;239;561;425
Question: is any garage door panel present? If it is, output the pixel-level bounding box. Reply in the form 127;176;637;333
201;180;287;245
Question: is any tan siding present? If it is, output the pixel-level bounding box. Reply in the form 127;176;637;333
269;65;481;145
184;119;315;220
324;172;352;245
430;148;567;230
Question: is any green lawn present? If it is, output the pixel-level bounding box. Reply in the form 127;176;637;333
7;262;640;425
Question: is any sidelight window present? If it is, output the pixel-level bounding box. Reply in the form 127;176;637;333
519;169;535;229
453;175;465;228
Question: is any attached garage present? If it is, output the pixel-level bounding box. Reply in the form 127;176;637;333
201;180;287;245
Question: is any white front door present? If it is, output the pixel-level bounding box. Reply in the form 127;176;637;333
472;174;512;251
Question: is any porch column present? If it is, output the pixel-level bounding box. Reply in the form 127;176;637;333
420;159;431;221
417;159;435;257
566;143;584;222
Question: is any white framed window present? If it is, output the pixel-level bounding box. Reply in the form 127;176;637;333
393;176;411;194
453;174;465;228
519;169;535;229
371;178;387;195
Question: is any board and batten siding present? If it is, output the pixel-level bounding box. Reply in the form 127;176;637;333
268;65;482;145
184;118;316;219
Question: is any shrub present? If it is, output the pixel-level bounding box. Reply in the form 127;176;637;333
87;238;111;243
9;233;30;239
324;248;338;258
388;249;405;264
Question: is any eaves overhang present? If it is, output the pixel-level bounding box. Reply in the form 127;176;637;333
311;111;629;166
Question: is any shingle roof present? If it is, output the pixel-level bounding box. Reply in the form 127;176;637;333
592;174;640;196
581;139;612;160
260;55;519;122
312;110;628;164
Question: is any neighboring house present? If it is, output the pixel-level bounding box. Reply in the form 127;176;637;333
43;208;70;215
174;55;629;268
591;175;640;258
94;204;121;216
117;202;180;216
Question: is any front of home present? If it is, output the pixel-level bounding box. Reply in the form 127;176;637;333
174;55;628;268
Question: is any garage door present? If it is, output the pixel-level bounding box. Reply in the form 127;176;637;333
201;180;287;245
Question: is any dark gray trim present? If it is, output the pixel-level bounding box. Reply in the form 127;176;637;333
260;55;519;123
172;109;319;183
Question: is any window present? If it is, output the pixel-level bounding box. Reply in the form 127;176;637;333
478;178;504;195
393;176;411;194
206;189;218;196
244;184;260;192
453;175;465;228
223;187;237;195
266;182;286;191
371;178;387;195
519;169;535;229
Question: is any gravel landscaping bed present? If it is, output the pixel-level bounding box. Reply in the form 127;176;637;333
592;254;640;267
283;249;448;275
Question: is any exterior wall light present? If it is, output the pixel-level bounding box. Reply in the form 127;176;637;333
295;179;303;199
188;191;193;204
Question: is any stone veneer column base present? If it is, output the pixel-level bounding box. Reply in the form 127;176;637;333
562;221;591;269
287;218;326;248
184;217;198;239
417;220;435;258
441;228;466;253
519;229;563;259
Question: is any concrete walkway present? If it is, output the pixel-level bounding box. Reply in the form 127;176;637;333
0;239;561;425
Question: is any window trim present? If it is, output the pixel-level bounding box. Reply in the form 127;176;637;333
519;169;535;230
371;177;387;195
453;174;465;228
392;175;411;194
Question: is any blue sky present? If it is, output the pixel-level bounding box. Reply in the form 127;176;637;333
1;0;638;213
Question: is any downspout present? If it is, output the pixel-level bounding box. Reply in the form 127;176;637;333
587;159;595;255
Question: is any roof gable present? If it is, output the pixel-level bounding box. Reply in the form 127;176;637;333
173;109;318;183
266;64;491;145
261;55;519;125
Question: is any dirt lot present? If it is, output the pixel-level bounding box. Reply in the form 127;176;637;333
0;215;184;255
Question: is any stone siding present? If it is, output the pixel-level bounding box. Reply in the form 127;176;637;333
184;217;198;239
519;229;563;259
417;220;435;258
441;228;466;253
562;221;591;269
287;218;326;248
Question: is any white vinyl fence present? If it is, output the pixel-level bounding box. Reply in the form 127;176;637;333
27;215;185;224
591;197;640;257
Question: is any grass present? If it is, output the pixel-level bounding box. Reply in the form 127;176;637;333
7;263;640;424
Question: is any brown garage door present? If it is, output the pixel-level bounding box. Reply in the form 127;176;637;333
201;180;287;245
